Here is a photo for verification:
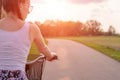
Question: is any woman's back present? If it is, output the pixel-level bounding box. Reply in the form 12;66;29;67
0;21;31;71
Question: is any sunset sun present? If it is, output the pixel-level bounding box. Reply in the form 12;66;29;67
44;0;67;19
27;0;67;22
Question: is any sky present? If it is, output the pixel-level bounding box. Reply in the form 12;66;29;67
26;0;120;33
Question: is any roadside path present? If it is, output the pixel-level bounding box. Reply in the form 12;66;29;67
42;39;120;80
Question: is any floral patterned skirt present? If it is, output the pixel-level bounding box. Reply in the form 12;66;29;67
0;70;28;80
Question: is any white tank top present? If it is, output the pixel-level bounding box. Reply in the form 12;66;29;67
0;22;31;71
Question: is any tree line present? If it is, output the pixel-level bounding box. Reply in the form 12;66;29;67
35;20;117;37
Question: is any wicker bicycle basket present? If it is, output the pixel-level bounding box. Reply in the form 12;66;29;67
25;55;46;80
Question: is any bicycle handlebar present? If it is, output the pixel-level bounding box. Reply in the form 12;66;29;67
26;54;46;64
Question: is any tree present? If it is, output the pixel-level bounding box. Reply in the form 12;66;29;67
85;20;102;36
108;25;115;35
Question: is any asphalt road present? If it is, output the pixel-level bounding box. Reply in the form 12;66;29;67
42;39;120;80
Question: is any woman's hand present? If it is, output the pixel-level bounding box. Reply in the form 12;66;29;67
47;52;58;61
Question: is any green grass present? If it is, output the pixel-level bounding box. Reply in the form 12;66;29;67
63;36;120;62
27;42;40;61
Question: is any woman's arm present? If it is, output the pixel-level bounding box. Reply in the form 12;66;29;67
29;22;57;61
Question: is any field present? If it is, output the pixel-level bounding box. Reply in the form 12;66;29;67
65;36;120;62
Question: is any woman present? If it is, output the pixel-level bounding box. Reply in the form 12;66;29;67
0;0;57;79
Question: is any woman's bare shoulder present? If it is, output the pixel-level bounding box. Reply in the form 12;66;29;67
28;22;40;31
28;22;41;41
28;22;41;36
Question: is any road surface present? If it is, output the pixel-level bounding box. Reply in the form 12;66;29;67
42;39;120;80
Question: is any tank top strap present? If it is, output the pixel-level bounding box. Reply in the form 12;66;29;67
22;22;30;32
21;22;31;43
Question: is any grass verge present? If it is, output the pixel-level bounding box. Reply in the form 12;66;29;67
63;36;120;62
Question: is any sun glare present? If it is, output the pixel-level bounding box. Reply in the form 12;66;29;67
27;0;91;23
44;0;67;20
27;0;68;22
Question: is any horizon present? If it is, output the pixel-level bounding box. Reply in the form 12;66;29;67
26;0;120;34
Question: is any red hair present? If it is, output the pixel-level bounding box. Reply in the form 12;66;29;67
2;0;29;20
